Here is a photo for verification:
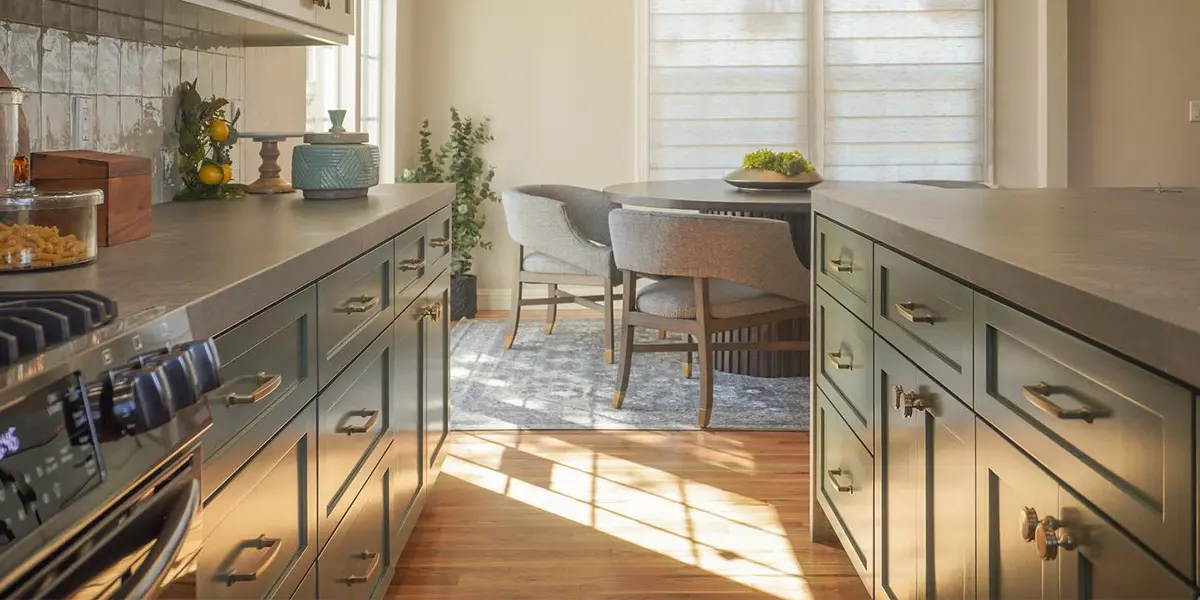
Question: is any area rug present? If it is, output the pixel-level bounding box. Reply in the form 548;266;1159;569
450;318;809;430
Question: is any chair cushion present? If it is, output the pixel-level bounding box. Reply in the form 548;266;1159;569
523;251;620;280
635;277;802;319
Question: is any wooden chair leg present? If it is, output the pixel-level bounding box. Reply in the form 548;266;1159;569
504;280;523;349
613;271;637;408
697;331;714;427
544;283;558;334
683;334;693;379
603;278;615;364
657;329;667;340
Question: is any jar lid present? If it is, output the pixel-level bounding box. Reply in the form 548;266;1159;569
0;188;104;209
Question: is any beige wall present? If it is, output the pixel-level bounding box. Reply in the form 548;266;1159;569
1068;0;1200;187
241;47;308;181
412;0;639;306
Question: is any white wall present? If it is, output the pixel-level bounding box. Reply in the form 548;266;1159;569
241;47;308;181
412;0;639;308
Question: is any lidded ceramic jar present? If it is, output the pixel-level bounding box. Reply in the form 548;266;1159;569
291;109;381;200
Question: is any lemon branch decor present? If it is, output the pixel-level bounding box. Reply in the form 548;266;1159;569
173;79;248;201
742;149;815;177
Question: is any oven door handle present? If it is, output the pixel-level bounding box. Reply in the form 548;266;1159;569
114;478;201;599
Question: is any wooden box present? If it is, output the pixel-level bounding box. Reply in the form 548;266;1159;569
31;151;152;247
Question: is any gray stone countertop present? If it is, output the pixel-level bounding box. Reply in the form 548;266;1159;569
815;186;1200;388
3;183;454;339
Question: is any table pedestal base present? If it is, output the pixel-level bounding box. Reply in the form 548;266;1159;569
707;210;811;378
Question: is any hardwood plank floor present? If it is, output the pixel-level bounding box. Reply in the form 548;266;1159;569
387;431;869;600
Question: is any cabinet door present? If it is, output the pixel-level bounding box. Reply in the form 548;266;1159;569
392;300;423;550
319;0;355;36
876;338;921;600
976;420;1058;600
424;271;451;469
261;0;317;24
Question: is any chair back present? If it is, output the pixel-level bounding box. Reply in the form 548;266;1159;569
503;185;615;247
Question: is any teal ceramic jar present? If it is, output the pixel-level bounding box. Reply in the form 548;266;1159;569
291;110;381;200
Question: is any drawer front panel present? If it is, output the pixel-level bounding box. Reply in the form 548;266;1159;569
815;217;873;322
317;242;394;387
426;206;452;269
204;287;318;497
393;223;429;311
318;453;392;600
197;400;317;600
875;245;972;402
318;323;395;545
975;295;1193;576
816;388;873;579
815;287;874;452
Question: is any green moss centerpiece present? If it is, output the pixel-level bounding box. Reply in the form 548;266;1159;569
724;148;823;191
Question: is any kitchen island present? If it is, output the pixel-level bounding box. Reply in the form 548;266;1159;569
10;183;455;600
810;187;1200;598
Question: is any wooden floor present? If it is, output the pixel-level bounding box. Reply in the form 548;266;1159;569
387;431;869;600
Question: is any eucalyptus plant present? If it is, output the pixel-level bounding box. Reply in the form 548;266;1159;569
402;108;499;276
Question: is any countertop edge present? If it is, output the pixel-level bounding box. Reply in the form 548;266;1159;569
814;192;1200;390
186;186;453;339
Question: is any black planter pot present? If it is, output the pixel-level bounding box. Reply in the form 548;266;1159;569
450;274;477;321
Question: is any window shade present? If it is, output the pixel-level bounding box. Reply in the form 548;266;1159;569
648;0;809;180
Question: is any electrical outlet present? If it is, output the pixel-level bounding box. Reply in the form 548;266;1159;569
72;96;94;148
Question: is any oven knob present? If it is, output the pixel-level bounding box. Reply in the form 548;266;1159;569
177;340;222;393
106;366;173;434
141;350;202;411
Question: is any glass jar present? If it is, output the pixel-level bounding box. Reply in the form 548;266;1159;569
0;189;104;271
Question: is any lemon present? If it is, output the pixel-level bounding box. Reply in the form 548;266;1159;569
208;120;230;143
221;164;233;184
198;163;224;185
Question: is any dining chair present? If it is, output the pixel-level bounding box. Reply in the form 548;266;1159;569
608;209;811;427
501;185;622;363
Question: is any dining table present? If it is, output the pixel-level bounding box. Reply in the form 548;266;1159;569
603;179;923;378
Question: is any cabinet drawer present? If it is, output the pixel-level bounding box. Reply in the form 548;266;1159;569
317;242;394;388
203;287;318;497
815;388;873;582
426;206;452;270
974;295;1194;577
197;400;317;600
393;223;429;311
318;451;392;600
815;217;872;322
874;245;972;402
317;322;395;547
814;287;873;453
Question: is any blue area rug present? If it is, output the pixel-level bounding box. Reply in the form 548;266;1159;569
450;318;809;430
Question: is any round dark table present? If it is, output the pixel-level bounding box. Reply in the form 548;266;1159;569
604;179;919;377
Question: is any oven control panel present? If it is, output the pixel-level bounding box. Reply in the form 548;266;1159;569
0;374;101;549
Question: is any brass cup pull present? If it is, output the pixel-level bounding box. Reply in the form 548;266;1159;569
895;301;937;324
828;258;853;273
1019;507;1039;542
1035;516;1077;561
430;237;451;249
342;550;381;585
340;409;380;435
398;258;426;272
826;468;853;494
337;295;380;314
826;351;853;371
226;372;283;406
223;534;283;584
893;384;927;418
1022;383;1108;423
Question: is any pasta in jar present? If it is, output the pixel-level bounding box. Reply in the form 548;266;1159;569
0;221;90;269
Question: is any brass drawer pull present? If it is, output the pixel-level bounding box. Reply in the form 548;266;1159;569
1022;383;1109;423
430;237;451;249
826;468;853;494
828;258;853;273
226;372;283;406
419;304;442;322
895;301;937;324
826;351;853;371
398;258;426;272
223;534;283;584
340;409;380;435
337;295;379;314
341;550;381;585
1019;507;1039;542
1035;516;1077;561
893;384;927;418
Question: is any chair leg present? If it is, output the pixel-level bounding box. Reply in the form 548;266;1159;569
697;331;714;428
603;278;615;364
544;283;558;334
504;280;524;349
658;329;667;340
614;321;636;408
683;334;693;379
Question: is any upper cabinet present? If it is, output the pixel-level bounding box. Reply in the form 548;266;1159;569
183;0;354;46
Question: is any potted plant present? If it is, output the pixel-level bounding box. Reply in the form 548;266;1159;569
402;108;499;320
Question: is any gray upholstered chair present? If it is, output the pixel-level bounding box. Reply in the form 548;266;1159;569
608;209;811;427
501;185;622;363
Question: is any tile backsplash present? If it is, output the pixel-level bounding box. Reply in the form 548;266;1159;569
0;0;248;203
